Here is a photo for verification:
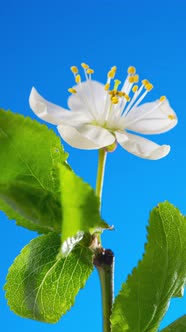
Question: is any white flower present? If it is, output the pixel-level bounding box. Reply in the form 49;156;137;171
29;63;177;160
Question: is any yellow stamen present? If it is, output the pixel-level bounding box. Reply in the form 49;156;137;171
111;96;119;104
108;70;116;79
109;90;116;96
128;66;136;75
160;96;166;102
145;83;153;91
68;88;77;94
111;66;117;72
124;93;131;102
168;114;176;120
71;66;78;74
75;74;81;83
142;79;149;86
128;76;134;83
142;79;149;85
128;74;139;83
105;83;110;91
133;75;139;83
87;68;94;74
118;91;125;97
81;63;89;69
132;85;138;93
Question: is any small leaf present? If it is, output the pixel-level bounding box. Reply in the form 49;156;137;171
5;232;93;323
160;315;186;332
59;164;109;256
0;109;67;233
111;202;186;332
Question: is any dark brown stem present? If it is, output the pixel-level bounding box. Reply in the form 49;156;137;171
94;249;114;332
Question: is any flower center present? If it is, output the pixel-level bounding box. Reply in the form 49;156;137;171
68;63;176;130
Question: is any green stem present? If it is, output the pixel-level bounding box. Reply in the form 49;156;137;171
95;148;114;332
95;148;107;202
94;249;114;332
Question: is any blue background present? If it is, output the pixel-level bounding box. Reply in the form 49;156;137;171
1;0;186;331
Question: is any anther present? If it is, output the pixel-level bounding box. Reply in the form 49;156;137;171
111;66;117;72
128;76;134;83
128;75;139;83
105;83;110;91
168;114;176;120
108;70;116;79
109;90;116;96
87;68;94;74
142;79;149;86
128;66;136;75
118;91;125;97
111;96;119;104
75;74;81;83
124;93;131;102
71;66;78;74
68;88;77;94
133;75;139;83
81;63;89;69
160;96;166;102
132;85;138;93
145;83;153;91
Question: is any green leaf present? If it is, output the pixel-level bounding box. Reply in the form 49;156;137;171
0;109;68;233
59;164;109;256
111;202;186;332
160;315;186;332
0;181;61;233
5;232;93;323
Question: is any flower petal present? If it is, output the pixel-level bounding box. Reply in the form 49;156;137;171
123;99;177;134
29;87;90;126
29;87;69;125
68;80;105;119
116;131;170;160
57;124;115;150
